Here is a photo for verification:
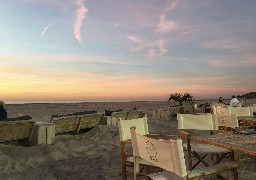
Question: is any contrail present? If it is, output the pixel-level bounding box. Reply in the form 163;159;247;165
74;0;88;44
40;23;52;37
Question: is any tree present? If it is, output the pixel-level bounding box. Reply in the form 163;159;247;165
168;93;194;105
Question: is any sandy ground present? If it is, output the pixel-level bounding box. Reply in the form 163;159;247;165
1;100;256;180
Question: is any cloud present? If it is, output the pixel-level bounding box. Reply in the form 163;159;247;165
74;0;88;44
147;49;157;58
39;23;52;37
163;0;177;13
127;35;143;43
147;40;168;58
155;15;177;34
131;39;167;58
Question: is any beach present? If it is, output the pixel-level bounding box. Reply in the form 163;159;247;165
1;100;256;180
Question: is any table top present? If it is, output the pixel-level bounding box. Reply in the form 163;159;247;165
191;132;256;156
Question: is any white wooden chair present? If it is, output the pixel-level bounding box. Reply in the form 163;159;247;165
117;117;176;180
228;106;253;117
177;113;237;172
212;106;230;115
130;128;239;180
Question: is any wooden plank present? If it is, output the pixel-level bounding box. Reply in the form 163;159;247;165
126;111;144;120
51;113;104;134
0;121;35;142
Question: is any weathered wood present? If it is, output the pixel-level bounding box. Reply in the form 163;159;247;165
51;113;104;134
191;132;256;156
0;121;35;142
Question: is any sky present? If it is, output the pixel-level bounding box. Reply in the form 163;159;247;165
1;0;256;102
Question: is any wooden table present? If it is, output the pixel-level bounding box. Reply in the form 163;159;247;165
191;132;256;156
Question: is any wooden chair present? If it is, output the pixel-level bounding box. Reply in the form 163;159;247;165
212;106;230;115
250;104;256;114
130;128;239;180
228;106;253;117
117;117;176;180
177;113;237;172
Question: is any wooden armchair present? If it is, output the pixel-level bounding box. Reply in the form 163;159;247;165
130;128;239;180
117;117;176;180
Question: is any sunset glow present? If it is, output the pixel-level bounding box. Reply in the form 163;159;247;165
1;0;256;102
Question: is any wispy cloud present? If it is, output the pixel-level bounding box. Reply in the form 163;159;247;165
39;23;52;37
129;39;168;58
74;0;88;44
181;20;249;35
163;0;177;13
181;25;210;35
127;35;143;43
155;15;177;34
155;0;178;34
147;40;168;58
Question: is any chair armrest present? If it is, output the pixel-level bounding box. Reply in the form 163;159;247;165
122;140;132;144
178;130;190;138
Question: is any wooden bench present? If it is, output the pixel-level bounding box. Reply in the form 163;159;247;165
0;121;55;145
0;120;35;142
104;110;146;125
51;113;104;134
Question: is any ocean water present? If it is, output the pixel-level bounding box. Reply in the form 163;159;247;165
4;100;92;104
4;99;148;104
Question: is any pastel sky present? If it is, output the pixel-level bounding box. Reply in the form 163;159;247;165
1;0;256;101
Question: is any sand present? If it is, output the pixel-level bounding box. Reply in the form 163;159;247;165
1;100;256;180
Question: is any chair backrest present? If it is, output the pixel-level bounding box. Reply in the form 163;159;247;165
117;117;149;141
213;114;239;130
250;104;256;114
177;113;216;130
212;106;230;115
130;128;187;178
228;106;253;117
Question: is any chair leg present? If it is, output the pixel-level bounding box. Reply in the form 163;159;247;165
121;142;126;180
134;156;140;180
230;168;238;180
192;152;209;170
213;153;229;165
230;151;238;180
